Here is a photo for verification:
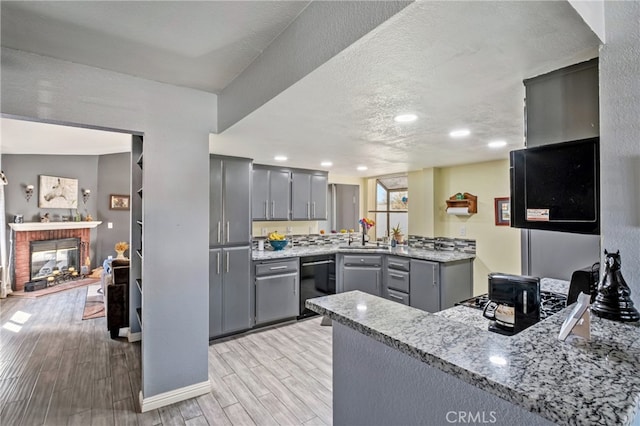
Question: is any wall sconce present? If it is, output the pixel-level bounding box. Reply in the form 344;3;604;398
25;184;34;202
82;189;91;205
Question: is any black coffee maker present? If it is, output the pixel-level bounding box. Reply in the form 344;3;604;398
483;273;542;335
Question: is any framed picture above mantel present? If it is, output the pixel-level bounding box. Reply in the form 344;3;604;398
494;197;510;226
38;175;78;209
109;194;130;211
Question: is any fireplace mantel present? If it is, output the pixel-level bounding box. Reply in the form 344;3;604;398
9;221;102;232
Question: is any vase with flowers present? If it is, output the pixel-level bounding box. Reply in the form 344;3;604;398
115;241;129;260
358;218;375;246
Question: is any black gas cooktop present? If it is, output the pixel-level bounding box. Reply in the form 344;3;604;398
456;291;568;320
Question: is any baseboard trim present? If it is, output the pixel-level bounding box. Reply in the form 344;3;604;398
139;380;211;412
127;331;142;342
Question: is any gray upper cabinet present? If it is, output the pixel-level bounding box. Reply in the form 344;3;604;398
252;167;290;221
524;58;599;146
210;156;252;246
291;171;328;220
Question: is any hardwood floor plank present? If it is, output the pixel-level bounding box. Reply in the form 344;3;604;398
222;373;278;426
239;338;290;380
112;372;133;403
178;397;203;420
0;398;28;426
6;371;38;403
137;406;163;426
113;397;138;426
44;389;73;426
223;402;256;426
207;350;234;378
281;376;332;426
109;353;129;378
258;392;302;426
303;416;328;426
277;357;332;407
184;414;208;426
220;352;270;398
91;376;114;426
207;372;238;408
68;409;92;426
69;362;93;414
306;368;332;392
245;332;286;361
0;377;17;407
21;369;57;426
53;348;79;392
159;404;186;426
222;339;260;368
251;365;315;424
92;341;110;380
196;392;231;426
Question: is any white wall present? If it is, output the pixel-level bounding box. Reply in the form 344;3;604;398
1;47;216;401
599;1;640;302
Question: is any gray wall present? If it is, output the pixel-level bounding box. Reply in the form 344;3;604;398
3;154;100;267
600;2;640;303
97;152;131;262
1;47;215;400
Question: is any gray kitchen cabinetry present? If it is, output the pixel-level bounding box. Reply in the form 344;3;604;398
252;166;290;221
410;259;473;313
254;258;299;325
291;172;328;220
339;254;382;296
210;156;252;246
384;256;410;305
209;247;252;339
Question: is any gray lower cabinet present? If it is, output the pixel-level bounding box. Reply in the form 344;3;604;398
410;258;473;313
340;254;382;296
384;255;410;304
209;246;252;339
255;259;299;325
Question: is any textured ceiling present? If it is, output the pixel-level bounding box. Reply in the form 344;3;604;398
1;1;600;176
210;1;600;176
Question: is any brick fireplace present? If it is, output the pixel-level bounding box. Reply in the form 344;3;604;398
9;222;101;292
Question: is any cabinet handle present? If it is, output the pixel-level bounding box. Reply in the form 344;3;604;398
294;277;296;295
312;202;316;218
389;293;403;301
433;265;437;286
390;273;403;279
226;253;230;273
306;202;310;219
376;273;379;290
271;201;275;218
217;222;221;244
264;201;268;219
269;265;288;270
216;252;220;275
389;263;403;268
226;222;230;243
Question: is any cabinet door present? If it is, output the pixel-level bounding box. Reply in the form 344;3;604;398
270;170;291;220
209;158;224;245
222;247;251;334
343;266;381;296
310;174;328;220
410;260;440;313
223;158;251;244
291;172;311;220
252;168;269;220
209;249;223;338
255;272;299;324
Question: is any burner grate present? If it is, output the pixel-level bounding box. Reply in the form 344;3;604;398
456;291;568;319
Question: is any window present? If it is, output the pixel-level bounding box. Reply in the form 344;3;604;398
370;176;408;239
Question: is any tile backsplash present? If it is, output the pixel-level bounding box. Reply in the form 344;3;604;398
253;233;476;254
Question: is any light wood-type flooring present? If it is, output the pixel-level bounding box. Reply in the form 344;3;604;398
0;285;333;425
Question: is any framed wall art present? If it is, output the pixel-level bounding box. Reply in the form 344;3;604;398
110;194;130;211
38;175;78;209
494;197;510;226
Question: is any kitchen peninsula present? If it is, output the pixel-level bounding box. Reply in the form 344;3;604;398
307;289;640;425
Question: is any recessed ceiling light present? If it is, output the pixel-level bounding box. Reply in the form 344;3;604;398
488;140;507;149
394;113;418;123
321;161;333;167
449;129;471;138
357;166;368;171
274;155;287;161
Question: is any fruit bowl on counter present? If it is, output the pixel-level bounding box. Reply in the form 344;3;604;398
269;240;289;251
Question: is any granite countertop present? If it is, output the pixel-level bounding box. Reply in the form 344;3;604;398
306;288;640;425
252;244;475;263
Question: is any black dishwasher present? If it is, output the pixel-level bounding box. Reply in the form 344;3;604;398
298;254;336;319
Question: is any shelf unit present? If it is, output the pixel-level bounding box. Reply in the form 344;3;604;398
445;192;477;215
130;136;143;340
